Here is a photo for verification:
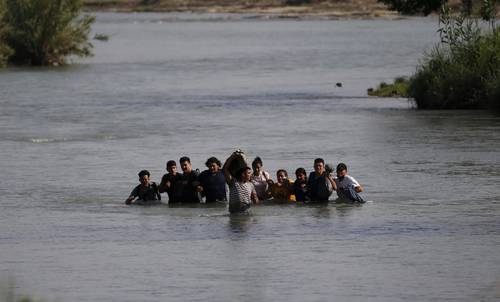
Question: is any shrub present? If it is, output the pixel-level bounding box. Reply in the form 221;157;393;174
408;6;500;110
368;77;410;97
487;77;500;112
0;0;95;66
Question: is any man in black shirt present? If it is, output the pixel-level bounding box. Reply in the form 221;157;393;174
125;170;161;205
198;157;227;203
307;158;337;202
172;156;201;203
159;160;182;203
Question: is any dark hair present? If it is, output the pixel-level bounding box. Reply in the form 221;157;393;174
235;166;251;182
276;169;288;178
295;167;306;176
252;156;263;169
336;163;347;172
166;160;176;168
205;157;222;168
138;170;150;178
179;156;190;164
314;158;325;165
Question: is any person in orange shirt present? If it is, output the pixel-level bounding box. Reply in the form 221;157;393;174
267;169;296;202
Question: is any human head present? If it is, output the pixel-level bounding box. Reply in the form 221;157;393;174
251;157;263;173
138;170;150;185
313;158;325;174
205;157;222;173
336;163;348;177
295;167;307;181
166;160;177;174
236;166;252;182
276;169;288;184
179;156;192;173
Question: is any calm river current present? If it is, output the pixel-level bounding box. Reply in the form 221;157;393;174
1;13;499;302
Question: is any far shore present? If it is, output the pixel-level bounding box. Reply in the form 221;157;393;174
82;0;403;19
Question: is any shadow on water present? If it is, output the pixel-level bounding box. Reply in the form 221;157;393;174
227;213;255;236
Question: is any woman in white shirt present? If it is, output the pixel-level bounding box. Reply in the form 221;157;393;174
250;156;272;200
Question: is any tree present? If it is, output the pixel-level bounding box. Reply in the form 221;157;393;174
0;0;95;66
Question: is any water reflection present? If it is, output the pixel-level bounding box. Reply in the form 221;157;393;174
227;214;255;236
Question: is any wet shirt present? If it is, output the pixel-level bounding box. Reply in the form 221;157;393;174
228;180;256;213
251;171;270;200
159;173;182;203
129;182;161;203
293;179;310;202
334;175;360;190
172;171;201;203
269;180;296;201
199;170;227;202
307;172;333;201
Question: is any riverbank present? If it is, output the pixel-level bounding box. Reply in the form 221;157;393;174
83;0;399;19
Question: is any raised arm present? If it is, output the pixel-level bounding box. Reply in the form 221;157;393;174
325;174;337;192
223;152;239;184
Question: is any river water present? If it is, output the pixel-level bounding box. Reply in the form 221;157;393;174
1;13;499;302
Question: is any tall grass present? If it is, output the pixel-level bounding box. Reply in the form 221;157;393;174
408;6;500;111
0;0;95;66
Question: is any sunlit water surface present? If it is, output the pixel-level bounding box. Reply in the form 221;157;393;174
1;13;499;302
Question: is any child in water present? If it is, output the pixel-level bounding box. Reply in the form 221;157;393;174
267;169;296;202
293;167;309;202
251;157;271;200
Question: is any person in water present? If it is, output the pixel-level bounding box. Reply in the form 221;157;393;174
250;156;271;200
125;170;161;205
223;152;259;214
293;167;310;202
267;169;296;202
172;156;202;203
307;158;337;202
159;160;182;203
198;157;227;203
334;163;365;203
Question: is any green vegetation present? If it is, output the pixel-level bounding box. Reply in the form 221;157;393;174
376;0;500;111
0;0;95;66
93;33;109;41
409;9;500;109
368;77;409;97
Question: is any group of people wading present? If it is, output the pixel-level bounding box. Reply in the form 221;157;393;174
126;150;365;214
